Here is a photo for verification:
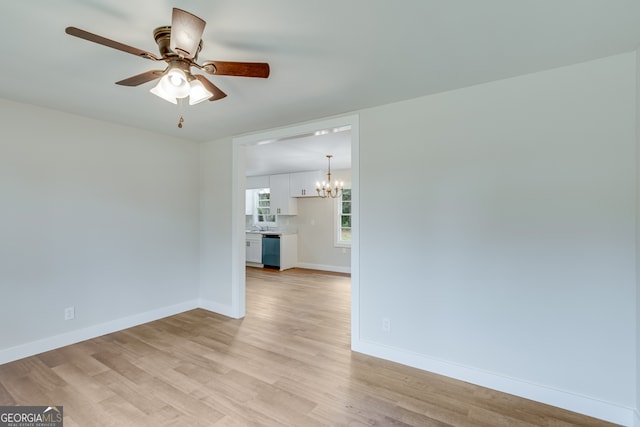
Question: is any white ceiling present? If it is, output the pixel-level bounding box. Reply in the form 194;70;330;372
245;128;352;177
2;1;640;174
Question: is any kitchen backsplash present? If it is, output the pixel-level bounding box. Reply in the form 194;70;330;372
245;215;298;233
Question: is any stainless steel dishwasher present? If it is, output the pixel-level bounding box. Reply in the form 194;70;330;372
261;234;280;269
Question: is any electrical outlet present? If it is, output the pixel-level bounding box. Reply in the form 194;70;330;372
382;317;391;332
64;306;75;321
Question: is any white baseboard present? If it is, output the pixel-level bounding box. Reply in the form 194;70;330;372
296;262;351;274
633;409;640;427
353;339;636;427
198;299;240;319
245;262;263;268
0;299;200;365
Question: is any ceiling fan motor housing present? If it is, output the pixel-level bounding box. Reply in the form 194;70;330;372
153;26;202;60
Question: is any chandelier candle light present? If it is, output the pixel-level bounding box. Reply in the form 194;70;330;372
316;155;344;198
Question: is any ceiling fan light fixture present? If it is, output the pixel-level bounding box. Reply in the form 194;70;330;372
150;67;192;104
188;78;213;105
163;68;190;98
66;8;270;122
150;79;177;104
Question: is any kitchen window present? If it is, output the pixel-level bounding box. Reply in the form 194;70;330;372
335;188;351;247
256;190;276;224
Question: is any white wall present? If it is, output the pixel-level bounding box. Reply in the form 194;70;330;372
636;51;640;427
199;137;238;316
0;99;201;360
356;52;637;422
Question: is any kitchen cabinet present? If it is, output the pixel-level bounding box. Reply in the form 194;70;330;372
246;232;297;270
289;170;322;198
269;173;297;215
246;233;262;264
279;234;298;270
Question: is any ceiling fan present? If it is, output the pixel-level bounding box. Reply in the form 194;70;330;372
65;8;270;116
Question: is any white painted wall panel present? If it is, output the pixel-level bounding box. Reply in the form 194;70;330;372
199;138;236;313
358;52;636;408
0;99;200;351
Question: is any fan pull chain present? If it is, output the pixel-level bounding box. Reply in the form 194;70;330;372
177;98;185;129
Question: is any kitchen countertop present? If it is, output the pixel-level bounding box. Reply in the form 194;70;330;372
245;230;296;236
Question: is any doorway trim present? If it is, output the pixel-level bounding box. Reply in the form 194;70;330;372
231;114;360;348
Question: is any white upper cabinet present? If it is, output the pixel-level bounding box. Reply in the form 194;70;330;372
289;170;322;198
269;174;298;215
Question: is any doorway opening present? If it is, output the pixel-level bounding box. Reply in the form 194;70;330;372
231;114;360;349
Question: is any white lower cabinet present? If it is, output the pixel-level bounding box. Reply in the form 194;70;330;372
245;232;298;270
246;233;262;264
279;234;298;270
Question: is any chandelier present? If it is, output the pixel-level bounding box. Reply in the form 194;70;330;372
316;155;344;198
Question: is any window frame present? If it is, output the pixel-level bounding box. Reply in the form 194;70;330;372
334;188;352;248
254;189;277;226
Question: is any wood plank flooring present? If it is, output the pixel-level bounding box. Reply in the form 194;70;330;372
0;267;618;426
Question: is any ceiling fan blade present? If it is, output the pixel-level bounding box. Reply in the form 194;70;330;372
194;75;227;101
65;27;159;60
170;8;205;59
202;61;270;78
115;70;164;86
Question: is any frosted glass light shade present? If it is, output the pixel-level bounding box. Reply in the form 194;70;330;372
150;78;177;104
150;68;193;104
189;79;213;105
162;69;190;98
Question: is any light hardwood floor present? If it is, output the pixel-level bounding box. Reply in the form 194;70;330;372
0;268;618;426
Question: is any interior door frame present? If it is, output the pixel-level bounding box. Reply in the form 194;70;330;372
231;114;360;348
